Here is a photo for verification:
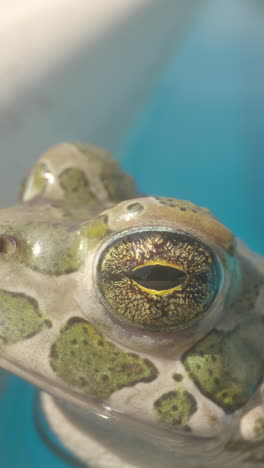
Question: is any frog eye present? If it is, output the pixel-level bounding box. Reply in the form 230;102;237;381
95;229;223;331
0;235;17;256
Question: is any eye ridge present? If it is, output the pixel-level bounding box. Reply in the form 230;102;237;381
126;263;187;292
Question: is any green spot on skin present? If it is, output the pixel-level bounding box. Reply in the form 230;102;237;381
182;322;264;413
126;202;144;214
59;167;96;203
173;373;183;382
155;197;179;208
0;223;88;276
81;214;110;240
50;318;158;400
20;163;50;201
154;390;197;427
0;290;51;344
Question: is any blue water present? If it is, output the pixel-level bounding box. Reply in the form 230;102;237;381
0;376;79;468
120;0;264;255
1;1;264;467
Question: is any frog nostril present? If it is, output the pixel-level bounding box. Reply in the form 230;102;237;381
0;235;17;255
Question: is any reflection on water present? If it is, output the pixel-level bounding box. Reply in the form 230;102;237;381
1;1;264;467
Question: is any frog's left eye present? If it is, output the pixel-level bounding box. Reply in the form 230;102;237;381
95;229;223;331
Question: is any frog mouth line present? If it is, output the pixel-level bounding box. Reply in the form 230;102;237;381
0;355;196;440
33;391;87;468
1;350;235;450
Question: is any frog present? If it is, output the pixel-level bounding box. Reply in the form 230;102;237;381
0;142;264;468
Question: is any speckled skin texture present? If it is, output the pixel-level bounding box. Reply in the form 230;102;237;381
0;143;264;467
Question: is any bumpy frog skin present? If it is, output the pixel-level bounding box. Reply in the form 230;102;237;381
0;143;264;468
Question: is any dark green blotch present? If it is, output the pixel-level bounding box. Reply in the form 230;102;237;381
81;214;110;240
59;167;96;203
182;322;264;413
154;390;197;427
155;197;179;208
50;317;158;400
126;202;144;214
0;222;88;276
173;373;183;382
0;289;51;344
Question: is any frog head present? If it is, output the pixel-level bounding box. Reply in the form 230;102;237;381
0;143;264;449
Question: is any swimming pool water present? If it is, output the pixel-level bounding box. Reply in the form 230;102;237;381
1;1;264;467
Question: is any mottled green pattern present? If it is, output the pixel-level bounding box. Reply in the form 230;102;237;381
81;214;111;240
50;318;158;400
154;389;197;427
182;324;264;413
0;290;51;344
0;223;88;276
59;167;96;203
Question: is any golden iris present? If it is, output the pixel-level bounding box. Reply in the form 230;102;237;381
96;230;222;331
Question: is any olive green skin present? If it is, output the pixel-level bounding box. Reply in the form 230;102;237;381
0;143;264;468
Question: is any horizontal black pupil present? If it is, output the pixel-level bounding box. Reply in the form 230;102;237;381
126;264;187;291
